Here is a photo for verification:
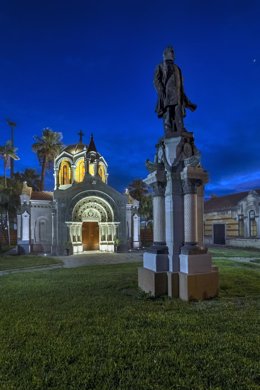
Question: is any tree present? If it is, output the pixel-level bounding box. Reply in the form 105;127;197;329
139;194;153;221
128;179;152;220
13;168;41;191
128;179;148;201
0;141;20;188
32;128;63;191
0;176;22;247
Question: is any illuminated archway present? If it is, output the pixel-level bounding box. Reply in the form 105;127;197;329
59;160;72;185
98;164;106;183
75;158;85;183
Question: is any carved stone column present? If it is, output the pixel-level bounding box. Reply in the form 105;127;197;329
53;167;58;190
197;184;205;247
179;165;218;301
133;213;140;249
51;208;56;255
138;169;169;297
182;178;199;248
71;163;76;184
152;181;166;248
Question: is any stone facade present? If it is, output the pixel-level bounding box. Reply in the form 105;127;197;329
204;190;260;248
17;135;140;255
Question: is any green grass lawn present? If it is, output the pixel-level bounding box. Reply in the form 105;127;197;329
0;255;63;271
0;256;259;389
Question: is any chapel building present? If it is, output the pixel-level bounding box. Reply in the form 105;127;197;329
17;134;140;255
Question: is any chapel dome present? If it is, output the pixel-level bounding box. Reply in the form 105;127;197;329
62;143;87;155
55;132;108;189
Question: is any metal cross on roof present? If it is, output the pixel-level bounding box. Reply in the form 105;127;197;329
78;129;84;143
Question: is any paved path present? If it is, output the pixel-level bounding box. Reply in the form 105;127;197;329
1;252;259;277
0;251;143;276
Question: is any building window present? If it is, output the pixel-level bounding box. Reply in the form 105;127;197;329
39;220;47;242
59;161;72;185
238;215;244;237
98;164;106;183
249;210;257;238
89;163;95;176
75;159;85;182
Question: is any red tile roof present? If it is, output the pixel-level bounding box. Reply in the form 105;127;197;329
31;191;53;201
205;190;260;213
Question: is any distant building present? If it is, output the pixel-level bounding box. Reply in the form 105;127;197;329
17;134;140;255
204;190;260;249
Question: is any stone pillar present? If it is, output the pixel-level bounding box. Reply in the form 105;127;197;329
19;210;30;253
126;204;132;248
51;209;56;255
179;166;219;301
182;179;198;248
162;137;184;298
138;170;169;297
93;160;98;176
166;170;184;297
133;213;140;249
53;167;58;190
152;184;166;246
85;158;90;175
71;163;76;184
17;214;21;240
197;184;205;247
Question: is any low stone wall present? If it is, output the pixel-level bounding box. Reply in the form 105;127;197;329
226;238;260;249
204;236;260;249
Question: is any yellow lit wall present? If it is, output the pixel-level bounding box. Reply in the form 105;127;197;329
89;164;95;176
75;159;85;183
98;164;106;183
59;160;72;185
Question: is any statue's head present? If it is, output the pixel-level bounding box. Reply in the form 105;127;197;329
163;46;174;62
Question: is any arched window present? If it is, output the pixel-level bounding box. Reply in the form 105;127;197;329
238;215;244;237
89;164;95;176
39;219;47;242
59;161;72;185
75;159;85;182
249;210;257;237
98;164;106;183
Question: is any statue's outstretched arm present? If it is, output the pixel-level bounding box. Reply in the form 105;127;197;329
183;93;197;111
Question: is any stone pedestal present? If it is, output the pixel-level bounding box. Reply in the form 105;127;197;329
167;271;179;298
138;267;168;297
139;130;219;302
179;269;219;301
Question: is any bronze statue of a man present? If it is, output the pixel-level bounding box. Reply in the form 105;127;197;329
154;46;197;136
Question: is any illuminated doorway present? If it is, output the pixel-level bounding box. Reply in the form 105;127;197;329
82;222;99;250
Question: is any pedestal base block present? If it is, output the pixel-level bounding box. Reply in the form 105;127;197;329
179;269;219;301
143;252;169;272
138;267;168;297
18;243;30;254
179;253;212;274
167;272;179;298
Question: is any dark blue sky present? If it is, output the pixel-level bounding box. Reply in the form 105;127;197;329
0;0;259;196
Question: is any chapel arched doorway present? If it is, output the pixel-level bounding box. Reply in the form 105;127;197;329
82;222;99;250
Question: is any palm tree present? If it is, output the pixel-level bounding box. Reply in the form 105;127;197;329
32;128;63;191
0;141;20;188
13;168;41;191
128;179;148;201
